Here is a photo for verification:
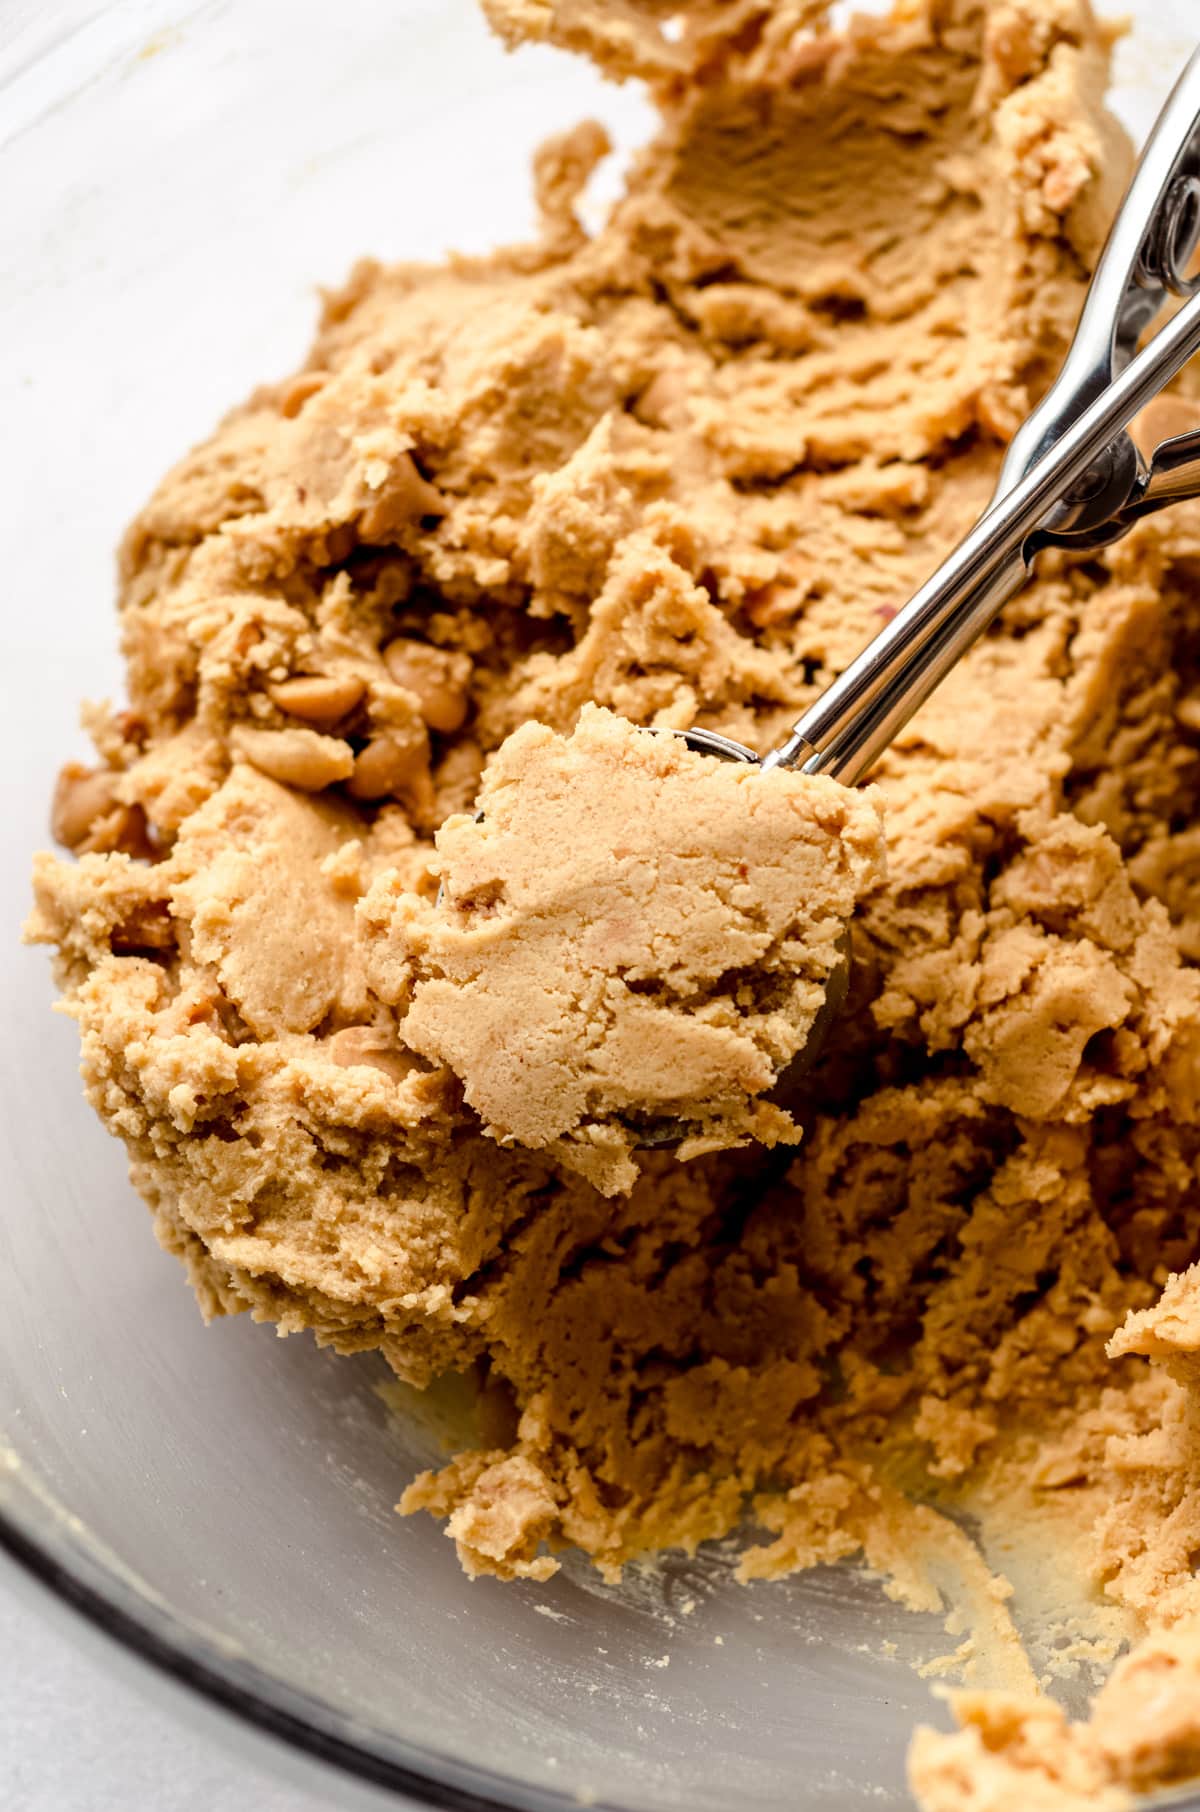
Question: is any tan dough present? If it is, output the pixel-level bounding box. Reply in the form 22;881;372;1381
23;1;1200;1805
360;704;884;1193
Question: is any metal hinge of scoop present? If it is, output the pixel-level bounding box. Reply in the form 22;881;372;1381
1003;45;1200;551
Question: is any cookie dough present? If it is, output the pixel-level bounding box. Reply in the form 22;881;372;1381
911;1621;1200;1810
24;0;1200;1806
361;704;885;1194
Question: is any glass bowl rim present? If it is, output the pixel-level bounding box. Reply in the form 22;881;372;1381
0;1482;615;1812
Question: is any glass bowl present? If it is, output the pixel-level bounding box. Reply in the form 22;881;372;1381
2;4;1198;1807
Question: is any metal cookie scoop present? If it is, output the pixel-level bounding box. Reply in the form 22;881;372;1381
641;46;1200;1139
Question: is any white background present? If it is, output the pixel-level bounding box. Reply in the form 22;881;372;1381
0;1561;387;1810
1;1565;353;1804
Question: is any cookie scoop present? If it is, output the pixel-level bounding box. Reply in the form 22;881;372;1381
643;45;1200;1131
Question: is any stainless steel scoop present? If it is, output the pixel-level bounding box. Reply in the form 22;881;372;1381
639;45;1200;1140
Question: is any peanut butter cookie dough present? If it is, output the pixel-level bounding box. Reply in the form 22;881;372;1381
24;1;1200;1805
362;704;885;1194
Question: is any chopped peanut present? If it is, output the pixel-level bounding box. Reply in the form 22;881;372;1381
231;725;354;792
279;370;330;419
633;367;690;429
382;639;472;734
347;732;428;800
51;764;154;858
267;673;366;729
52;765;120;848
111;901;175;954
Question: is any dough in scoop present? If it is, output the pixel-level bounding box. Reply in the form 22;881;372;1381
360;705;885;1193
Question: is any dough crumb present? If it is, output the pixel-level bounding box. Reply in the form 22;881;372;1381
912;1620;1200;1810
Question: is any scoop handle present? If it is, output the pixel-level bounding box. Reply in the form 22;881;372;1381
998;45;1200;501
763;48;1200;786
763;288;1200;784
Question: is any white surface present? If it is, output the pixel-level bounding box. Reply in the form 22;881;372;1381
0;1562;346;1811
